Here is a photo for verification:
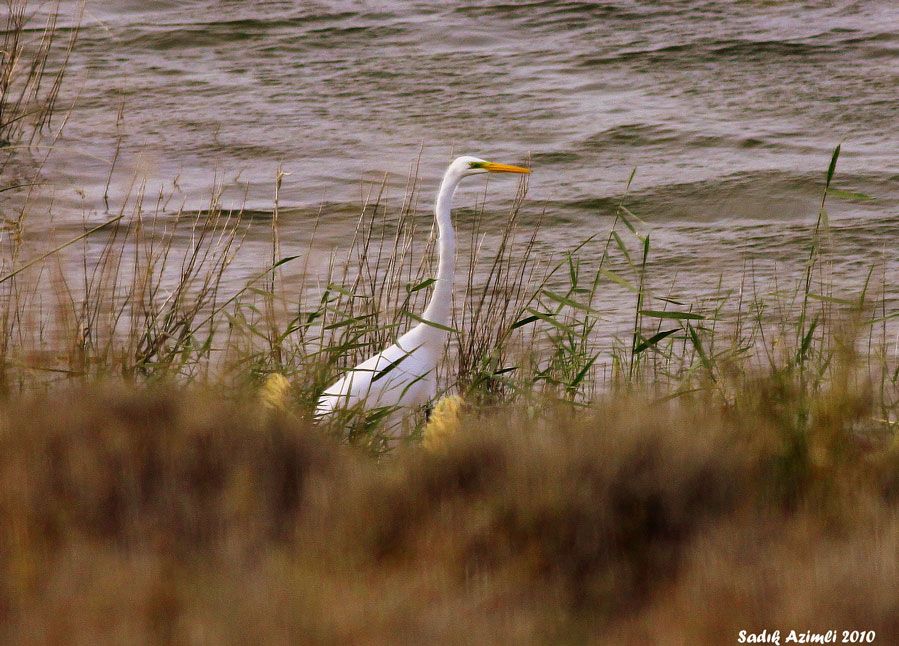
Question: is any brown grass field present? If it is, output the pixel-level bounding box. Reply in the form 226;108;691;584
0;380;896;644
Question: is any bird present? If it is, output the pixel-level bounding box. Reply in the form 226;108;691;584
315;156;530;425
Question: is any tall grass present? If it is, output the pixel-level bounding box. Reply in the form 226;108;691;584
0;143;895;442
0;7;893;431
0;0;79;148
1;8;893;421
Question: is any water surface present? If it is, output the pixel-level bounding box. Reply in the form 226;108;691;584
34;1;899;337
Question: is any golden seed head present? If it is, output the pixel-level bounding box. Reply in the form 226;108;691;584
421;395;465;452
260;373;291;412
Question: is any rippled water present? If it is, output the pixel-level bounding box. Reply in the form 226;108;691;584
34;1;899;335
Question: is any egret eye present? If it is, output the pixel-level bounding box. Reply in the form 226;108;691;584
468;161;487;169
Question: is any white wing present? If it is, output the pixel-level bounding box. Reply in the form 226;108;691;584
315;334;439;417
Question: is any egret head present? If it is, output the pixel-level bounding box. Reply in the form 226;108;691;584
448;155;531;179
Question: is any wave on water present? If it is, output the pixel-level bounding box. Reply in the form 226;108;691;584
29;0;897;316
559;169;895;224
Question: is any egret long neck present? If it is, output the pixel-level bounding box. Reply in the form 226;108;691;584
420;173;459;330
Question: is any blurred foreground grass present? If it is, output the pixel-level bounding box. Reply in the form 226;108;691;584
0;380;897;643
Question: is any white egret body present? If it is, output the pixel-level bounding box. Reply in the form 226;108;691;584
315;156;530;420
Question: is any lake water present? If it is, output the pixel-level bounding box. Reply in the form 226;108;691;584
28;1;899;341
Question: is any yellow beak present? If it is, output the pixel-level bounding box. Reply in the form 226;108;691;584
483;161;531;174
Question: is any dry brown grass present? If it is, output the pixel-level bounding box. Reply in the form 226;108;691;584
0;380;895;644
0;0;79;149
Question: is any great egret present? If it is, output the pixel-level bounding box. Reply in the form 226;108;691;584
315;156;530;422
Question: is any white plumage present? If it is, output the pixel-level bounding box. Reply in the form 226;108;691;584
315;155;530;423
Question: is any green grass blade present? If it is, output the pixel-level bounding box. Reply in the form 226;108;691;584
687;323;715;379
826;188;874;201
541;289;601;315
797;315;819;364
0;214;124;285
406;278;437;293
403;310;459;333
806;292;855;306
639;310;705;321
525;307;575;333
569;354;599;389
600;268;638;293
825;144;840;191
634;328;679;354
510;315;540;330
323;313;377;331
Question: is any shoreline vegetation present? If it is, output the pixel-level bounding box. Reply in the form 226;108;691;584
1;3;897;642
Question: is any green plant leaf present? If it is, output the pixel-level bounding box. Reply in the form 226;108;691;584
798;315;819;363
404;311;458;333
634;328;679;354
541;289;601;315
569;354;598;389
326;283;363;299
372;352;411;382
323;313;377;331
687;323;715;379
826;188;874;201
510;315;540;330
806;292;855;306
639;310;705;321
406;278;437;293
524;307;574;333
825;143;840;191
600;268;638;293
